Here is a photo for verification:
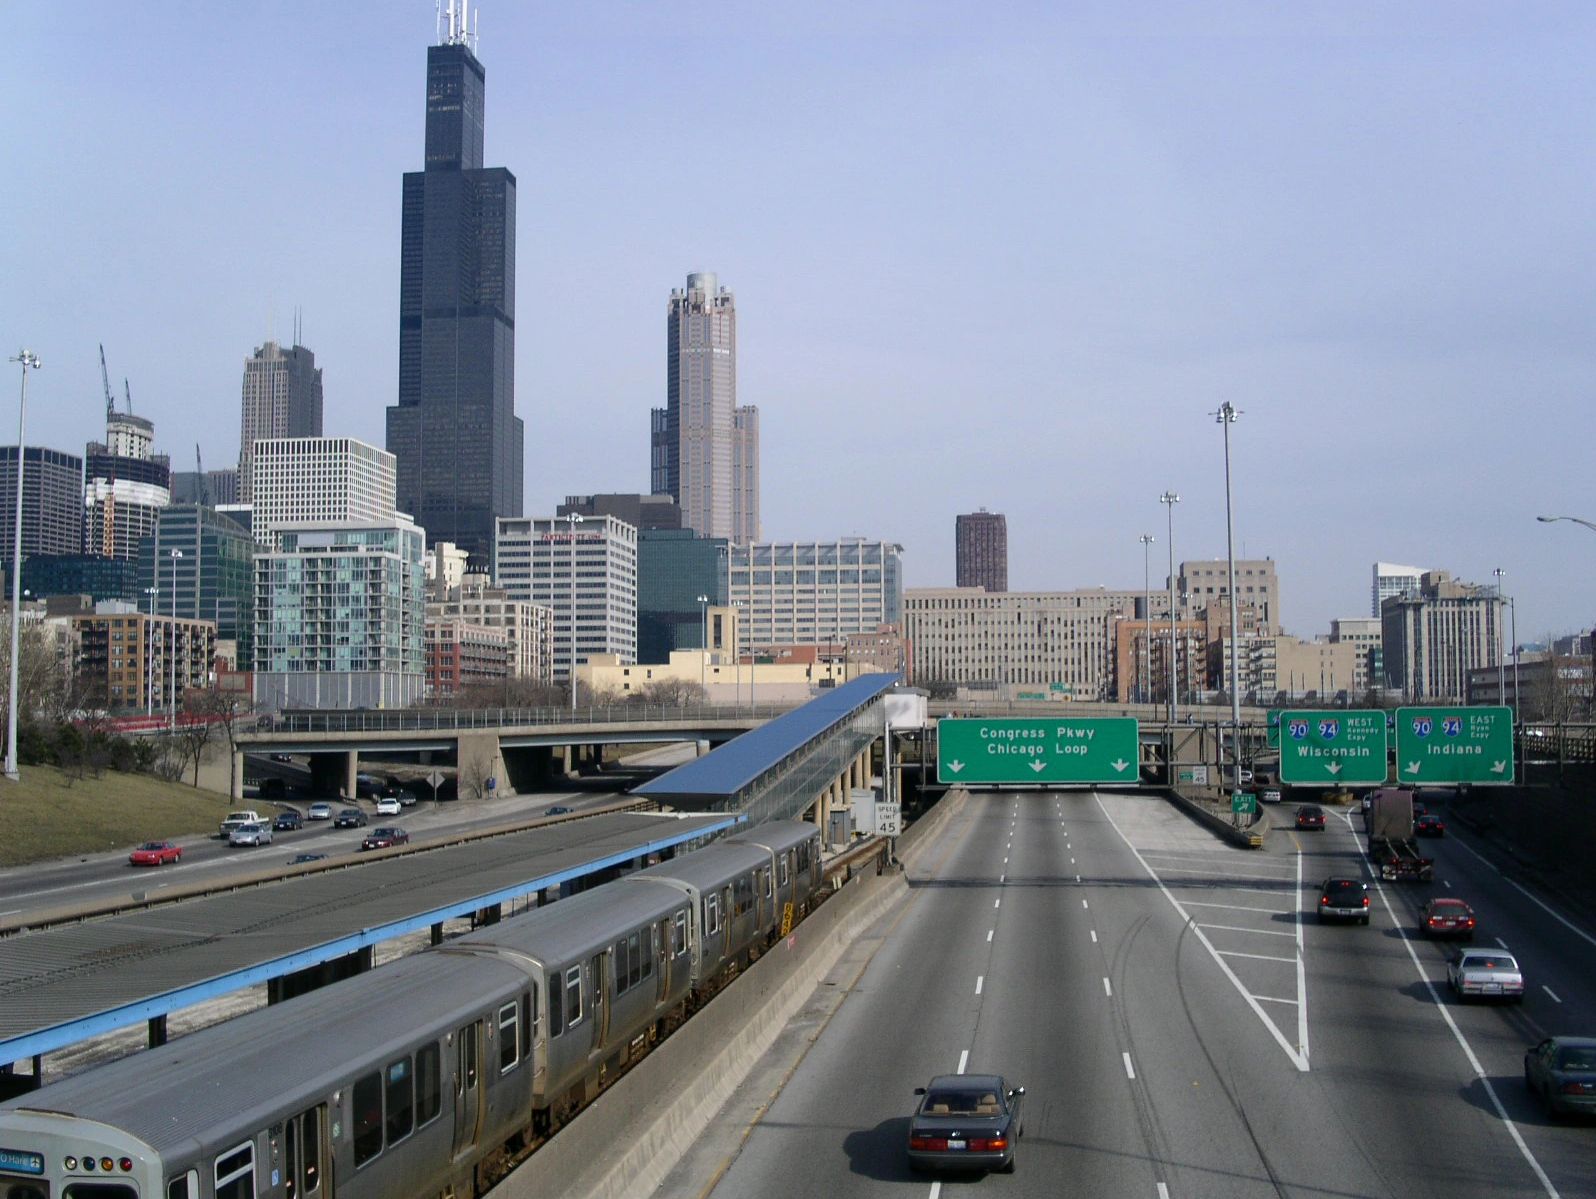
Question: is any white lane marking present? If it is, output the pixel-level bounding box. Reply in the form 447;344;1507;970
957;1049;969;1074
1071;857;1076;865
975;975;984;995
1103;977;1112;997
1254;994;1301;1006
1217;950;1298;964
1158;1185;1170;1199
1496;937;1510;950
1294;847;1309;1064
1543;986;1562;1003
1122;1052;1136;1079
994;898;1001;909
1000;873;1006;883
1449;832;1596;950
1004;856;1009;863
1443;879;1453;889
929;1182;942;1199
1197;923;1297;938
1082;899;1089;909
1182;900;1290;914
1371;880;1562;1197
1145;864;1298;881
1097;795;1309;1072
987;929;994;943
1091;929;1098;943
1076;874;1082;882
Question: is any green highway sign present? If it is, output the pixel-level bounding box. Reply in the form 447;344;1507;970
1231;791;1258;815
1395;706;1514;785
937;717;1140;785
1278;709;1389;786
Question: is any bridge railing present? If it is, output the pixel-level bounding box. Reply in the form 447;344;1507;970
248;703;798;736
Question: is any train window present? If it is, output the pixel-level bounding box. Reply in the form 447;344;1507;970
168;1171;199;1199
352;1071;384;1166
564;965;583;1027
628;932;641;988
417;1042;443;1125
498;1002;520;1074
641;926;653;980
214;1139;256;1199
614;939;629;995
548;972;564;1036
705;893;720;935
778;853;789;887
462;1024;479;1090
386;1055;415;1144
8;1187;49;1199
762;866;772;898
674;910;689;954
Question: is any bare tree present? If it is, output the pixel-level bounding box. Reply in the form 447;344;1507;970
634;677;705;708
457;748;492;800
173;717;216;787
192;685;258;797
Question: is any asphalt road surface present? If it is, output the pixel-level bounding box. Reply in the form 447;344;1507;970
664;790;1594;1199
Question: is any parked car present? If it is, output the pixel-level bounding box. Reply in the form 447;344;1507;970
1415;813;1446;837
1317;876;1370;924
1448;949;1525;1002
907;1075;1024;1175
544;804;573;817
272;809;304;831
1524;1036;1596;1119
333;808;368;828
128;840;182;867
1295;804;1327;830
360;826;410;851
1420;897;1476;940
306;801;334;821
287;852;327;866
374;796;402;817
229;822;273;848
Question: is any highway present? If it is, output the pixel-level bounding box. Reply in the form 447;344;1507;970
662;790;1595;1199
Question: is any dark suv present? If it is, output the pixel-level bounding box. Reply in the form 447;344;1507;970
1317;877;1371;925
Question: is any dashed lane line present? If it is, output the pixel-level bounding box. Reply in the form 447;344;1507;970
957;1049;969;1074
975;975;984;995
1122;1052;1136;1080
1103;977;1112;997
1544;986;1562;1004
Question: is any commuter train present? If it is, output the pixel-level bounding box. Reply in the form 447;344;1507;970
0;819;824;1199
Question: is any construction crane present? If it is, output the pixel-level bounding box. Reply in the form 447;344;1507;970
98;344;115;422
123;379;134;414
96;344;117;556
195;444;209;507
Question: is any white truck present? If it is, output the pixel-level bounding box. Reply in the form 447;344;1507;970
219;809;266;839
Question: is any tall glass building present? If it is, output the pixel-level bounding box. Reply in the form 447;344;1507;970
137;506;257;662
385;19;521;569
637;529;728;664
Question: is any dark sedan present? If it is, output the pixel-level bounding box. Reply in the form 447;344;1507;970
1525;1036;1596;1119
1415;813;1446;837
360;827;410;851
333;807;368;828
1420;897;1475;940
272;809;304;831
1295;804;1327;830
906;1074;1024;1174
1317;876;1370;924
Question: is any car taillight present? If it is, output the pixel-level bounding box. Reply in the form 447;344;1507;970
1361;897;1369;907
972;1137;1009;1152
909;1136;948;1151
1320;895;1328;904
1560;1081;1591;1095
1465;918;1475;927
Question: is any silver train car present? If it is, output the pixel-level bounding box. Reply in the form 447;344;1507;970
0;821;823;1199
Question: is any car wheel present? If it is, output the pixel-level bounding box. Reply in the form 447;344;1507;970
998;1155;1016;1175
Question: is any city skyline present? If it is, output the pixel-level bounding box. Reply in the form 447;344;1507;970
4;4;1595;642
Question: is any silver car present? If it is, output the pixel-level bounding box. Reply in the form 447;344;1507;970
1448;949;1524;1002
229;822;273;848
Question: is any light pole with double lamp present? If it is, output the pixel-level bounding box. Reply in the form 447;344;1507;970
168;549;183;733
697;594;710;699
1214;401;1243;789
1138;533;1155;705
4;350;40;782
1492;567;1508;706
566;513;584;713
1159;491;1181;724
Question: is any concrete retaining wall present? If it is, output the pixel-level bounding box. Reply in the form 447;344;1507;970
488;789;967;1199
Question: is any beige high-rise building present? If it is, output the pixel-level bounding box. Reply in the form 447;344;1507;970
1381;570;1505;702
1330;617;1383;695
239;340;323;503
250;438;396;549
1178;559;1280;633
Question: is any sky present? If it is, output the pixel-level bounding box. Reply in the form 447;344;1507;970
3;2;1594;643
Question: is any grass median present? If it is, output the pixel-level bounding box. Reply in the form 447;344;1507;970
0;765;237;866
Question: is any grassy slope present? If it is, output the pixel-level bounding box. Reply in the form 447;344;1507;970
0;765;237;866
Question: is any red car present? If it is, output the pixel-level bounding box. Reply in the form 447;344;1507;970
360;827;410;851
129;840;182;867
1295;805;1327;830
1420;897;1476;940
1415;813;1446;837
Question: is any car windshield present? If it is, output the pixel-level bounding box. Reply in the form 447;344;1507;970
138;842;163;850
924;1089;1003;1116
1430;900;1466;912
1557;1049;1596;1070
1326;881;1361;893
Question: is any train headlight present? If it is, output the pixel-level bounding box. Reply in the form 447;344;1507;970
64;1156;78;1171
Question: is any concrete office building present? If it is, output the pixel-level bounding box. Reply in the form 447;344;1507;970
0;447;84;559
84;410;170;561
238;340;323;502
493;516;637;680
1372;562;1426;618
955;509;1008;594
728;538;903;651
250;438;397;549
651;273;759;542
1381;570;1505;702
172;467;241;507
1330;617;1384;695
137;506;257;663
253;519;427;710
908;586;1139;700
429;573;555;683
386;14;522;567
1177;559;1280;633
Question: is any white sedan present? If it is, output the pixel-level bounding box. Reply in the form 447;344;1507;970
1448;949;1524;1002
229;822;274;848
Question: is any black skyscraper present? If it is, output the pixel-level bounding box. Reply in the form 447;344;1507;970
386;26;522;567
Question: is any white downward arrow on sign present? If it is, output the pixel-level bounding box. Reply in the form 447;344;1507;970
1029;759;1047;773
1405;761;1421;775
1110;759;1130;773
1490;760;1507;774
1326;762;1342;776
947;760;965;774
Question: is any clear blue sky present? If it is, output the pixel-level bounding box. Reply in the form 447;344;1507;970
4;2;1594;642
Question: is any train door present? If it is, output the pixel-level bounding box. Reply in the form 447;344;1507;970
283;1103;327;1199
655;916;670;1001
588;952;609;1052
451;1020;484;1159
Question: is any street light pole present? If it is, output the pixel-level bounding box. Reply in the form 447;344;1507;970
1215;402;1243;788
1537;514;1596;536
1138;533;1155;705
4;351;40;782
566;513;584;713
697;593;709;699
1159;492;1180;725
168;549;183;733
1492;567;1508;707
